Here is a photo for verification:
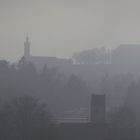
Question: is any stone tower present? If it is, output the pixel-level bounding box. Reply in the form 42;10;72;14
24;36;30;61
90;94;106;123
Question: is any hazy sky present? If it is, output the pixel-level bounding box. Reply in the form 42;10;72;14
1;0;140;61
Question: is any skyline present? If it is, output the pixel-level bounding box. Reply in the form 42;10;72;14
1;0;140;61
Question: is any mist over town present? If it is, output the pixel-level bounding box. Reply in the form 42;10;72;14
1;0;140;140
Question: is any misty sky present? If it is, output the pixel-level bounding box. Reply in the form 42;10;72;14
1;0;140;61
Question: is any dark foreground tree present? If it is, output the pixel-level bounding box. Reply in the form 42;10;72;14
109;106;136;128
0;95;57;140
108;106;136;139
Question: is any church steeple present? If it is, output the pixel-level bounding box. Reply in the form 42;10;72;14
24;36;30;60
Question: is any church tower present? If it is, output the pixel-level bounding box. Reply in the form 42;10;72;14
24;36;30;61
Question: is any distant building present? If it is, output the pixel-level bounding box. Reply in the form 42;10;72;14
56;108;89;123
23;37;140;77
111;44;140;76
90;94;106;123
24;36;30;61
58;94;136;140
23;37;73;70
57;94;106;124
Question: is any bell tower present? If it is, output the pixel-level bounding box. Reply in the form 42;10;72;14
24;36;30;61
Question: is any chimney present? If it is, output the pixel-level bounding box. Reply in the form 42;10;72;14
90;94;106;123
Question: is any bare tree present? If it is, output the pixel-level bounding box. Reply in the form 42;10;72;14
0;95;56;140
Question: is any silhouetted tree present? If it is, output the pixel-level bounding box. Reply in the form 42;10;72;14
0;59;89;117
61;74;90;111
72;48;110;64
99;73;134;110
109;106;136;128
0;95;56;140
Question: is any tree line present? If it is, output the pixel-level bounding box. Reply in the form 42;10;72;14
0;57;90;116
0;57;140;138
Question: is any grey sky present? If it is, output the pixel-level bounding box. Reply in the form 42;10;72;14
1;0;140;61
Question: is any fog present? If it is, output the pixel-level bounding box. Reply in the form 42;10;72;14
1;0;140;139
1;0;140;61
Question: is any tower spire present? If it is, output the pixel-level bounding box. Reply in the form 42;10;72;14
24;36;30;61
